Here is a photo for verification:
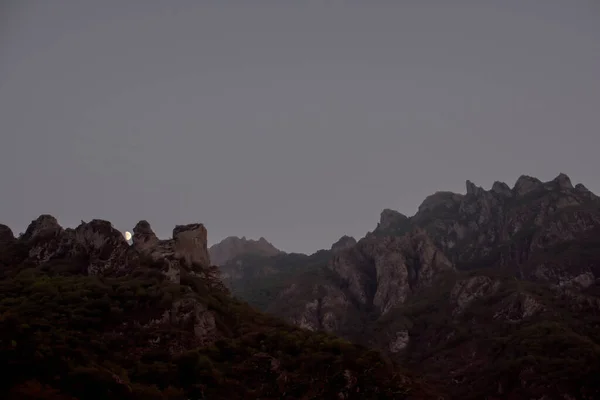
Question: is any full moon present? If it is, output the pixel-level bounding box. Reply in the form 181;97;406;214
124;231;132;241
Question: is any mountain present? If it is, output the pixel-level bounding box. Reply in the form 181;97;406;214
4;173;599;399
0;216;436;399
217;235;358;312
227;173;600;399
209;236;281;266
331;236;357;253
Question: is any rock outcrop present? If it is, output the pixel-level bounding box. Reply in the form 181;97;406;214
15;215;226;292
131;219;158;251
330;235;357;253
550;172;574;190
173;223;210;269
132;220;226;292
20;216;132;275
417;192;464;214
372;208;412;237
512;175;544;197
491;181;513;197
0;224;15;247
408;173;600;272
209;235;281;266
450;275;501;316
21;214;63;242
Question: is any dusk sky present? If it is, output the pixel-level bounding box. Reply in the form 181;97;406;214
1;1;599;254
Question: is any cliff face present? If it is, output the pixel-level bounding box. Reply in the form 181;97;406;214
329;228;453;316
209;236;281;266
260;173;600;399
0;216;430;399
267;228;453;337
131;220;224;291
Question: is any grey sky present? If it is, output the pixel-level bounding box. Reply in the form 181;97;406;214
1;1;599;254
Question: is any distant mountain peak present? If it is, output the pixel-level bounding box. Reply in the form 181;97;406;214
512;174;544;196
417;191;464;213
377;208;409;228
550;172;574;189
491;181;512;196
209;235;282;266
331;235;357;252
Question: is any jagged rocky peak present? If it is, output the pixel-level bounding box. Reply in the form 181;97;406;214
378;208;409;228
132;220;159;250
466;180;485;196
491;181;512;197
466;179;512;198
512;175;544;196
72;219;132;274
209;235;281;266
75;219;125;241
331;235;357;252
574;183;598;200
326;226;453;317
549;172;574;190
18;215;132;274
22;214;63;241
0;224;15;245
417;191;463;213
466;173;578;198
133;219;156;237
128;220;222;288
511;173;582;196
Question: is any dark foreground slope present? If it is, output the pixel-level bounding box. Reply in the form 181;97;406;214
226;174;600;399
0;217;436;400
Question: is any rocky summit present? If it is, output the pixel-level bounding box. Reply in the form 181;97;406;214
224;173;600;399
0;217;434;400
209;235;282;266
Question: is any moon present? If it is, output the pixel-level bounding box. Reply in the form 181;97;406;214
124;231;132;241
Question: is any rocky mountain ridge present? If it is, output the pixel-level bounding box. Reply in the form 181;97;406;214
330;235;357;253
0;216;434;399
266;174;600;329
3;173;600;398
223;173;600;399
